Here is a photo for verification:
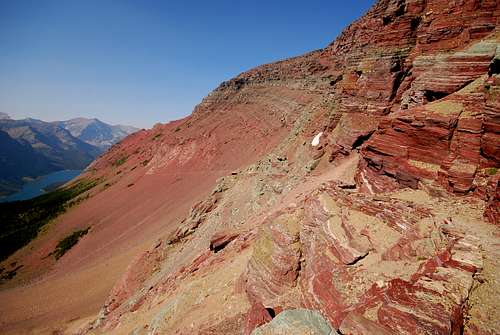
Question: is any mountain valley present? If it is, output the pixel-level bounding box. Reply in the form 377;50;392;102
0;1;499;334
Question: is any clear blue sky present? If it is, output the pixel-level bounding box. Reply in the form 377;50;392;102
0;0;374;128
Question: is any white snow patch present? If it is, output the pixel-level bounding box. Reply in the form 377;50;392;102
361;172;374;195
311;132;323;147
396;221;408;231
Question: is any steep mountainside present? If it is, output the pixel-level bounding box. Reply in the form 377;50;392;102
55;118;138;150
0;129;54;195
0;1;498;334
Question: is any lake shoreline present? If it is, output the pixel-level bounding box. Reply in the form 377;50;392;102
0;170;83;203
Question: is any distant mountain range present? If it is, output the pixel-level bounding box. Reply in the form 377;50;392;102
54;118;138;151
0;114;138;196
0;112;11;120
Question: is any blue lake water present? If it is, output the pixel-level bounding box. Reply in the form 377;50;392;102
0;170;82;203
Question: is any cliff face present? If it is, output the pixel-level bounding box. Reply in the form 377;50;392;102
1;1;498;334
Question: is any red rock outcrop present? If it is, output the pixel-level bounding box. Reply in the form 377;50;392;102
243;303;273;335
241;185;486;334
483;174;500;225
339;312;394;335
358;34;500;201
2;1;498;335
209;231;239;253
245;211;302;306
75;1;498;334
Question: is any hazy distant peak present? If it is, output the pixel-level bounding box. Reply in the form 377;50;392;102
66;117;96;123
55;118;139;150
0;112;11;120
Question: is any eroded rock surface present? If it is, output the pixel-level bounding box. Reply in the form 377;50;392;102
77;1;499;334
3;1;498;335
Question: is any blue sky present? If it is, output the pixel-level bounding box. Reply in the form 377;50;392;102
0;0;374;128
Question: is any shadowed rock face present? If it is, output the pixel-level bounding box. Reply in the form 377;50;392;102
2;1;499;334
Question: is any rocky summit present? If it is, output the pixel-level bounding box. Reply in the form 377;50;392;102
0;1;498;334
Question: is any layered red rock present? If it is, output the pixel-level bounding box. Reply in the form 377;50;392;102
358;35;500;199
243;302;273;335
242;185;484;334
1;1;499;334
483;174;500;225
78;1;498;334
339;313;393;335
245;212;302;306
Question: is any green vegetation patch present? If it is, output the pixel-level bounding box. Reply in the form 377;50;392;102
485;167;498;176
114;156;128;166
53;227;90;260
0;263;23;281
0;179;99;262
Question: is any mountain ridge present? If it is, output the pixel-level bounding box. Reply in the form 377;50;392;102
53;117;139;150
0;1;498;334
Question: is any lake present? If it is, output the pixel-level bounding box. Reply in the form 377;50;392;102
0;170;82;203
